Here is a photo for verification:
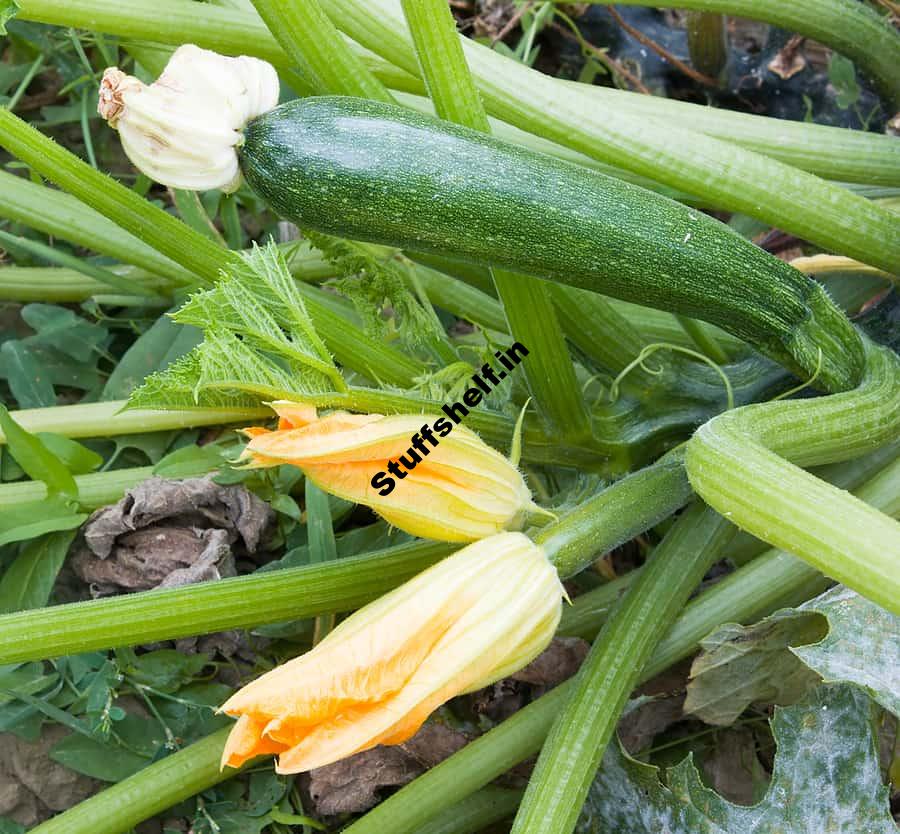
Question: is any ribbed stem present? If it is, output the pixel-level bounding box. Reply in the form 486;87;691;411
0;171;191;285
249;0;394;101
492;271;594;442
0;265;170;302
0;540;454;664
686;340;900;611
400;0;490;131
538;450;691;577
511;503;735;834
0;401;269;446
28;727;241;834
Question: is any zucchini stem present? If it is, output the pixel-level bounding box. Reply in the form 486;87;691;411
686;339;900;612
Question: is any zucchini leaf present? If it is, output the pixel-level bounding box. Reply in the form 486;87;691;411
0;405;78;498
129;243;344;409
684;586;899;725
578;684;894;834
306;231;444;349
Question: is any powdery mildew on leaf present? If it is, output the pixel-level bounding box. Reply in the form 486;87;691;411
577;684;896;834
683;586;899;725
683;610;824;725
793;586;899;717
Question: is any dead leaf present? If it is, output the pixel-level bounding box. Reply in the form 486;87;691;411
699;727;768;806
767;35;807;80
71;476;274;596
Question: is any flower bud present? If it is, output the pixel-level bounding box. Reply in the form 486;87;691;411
220;532;563;773
238;402;538;542
98;44;279;192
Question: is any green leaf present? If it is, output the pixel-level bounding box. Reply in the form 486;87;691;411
20;303;108;363
0;406;77;497
152;443;226;479
102;313;202;400
130;242;344;409
0;341;56;408
0;1;19;36
0;529;77;613
0;496;85;547
36;433;103;475
684;586;899;725
117;648;211;694
308;231;440;348
828;55;861;110
578;685;895;833
49;732;150;782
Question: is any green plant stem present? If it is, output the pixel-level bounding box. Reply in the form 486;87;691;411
538;449;691;577
492;271;594;442
575;0;900;107
550;285;645;374
417;788;522;834
676;314;730;364
685;11;727;80
726;440;900;567
16;0;900;188
576;87;900;188
0;171;191;286
686;339;900;612
0;109;233;283
512;502;735;834
248;0;393;101
0;265;170;302
330;0;900;273
0;540;455;664
400;0;490;131
0;229;162;298
0;460;219;511
399;0;593;442
0;401;270;446
27;727;243;834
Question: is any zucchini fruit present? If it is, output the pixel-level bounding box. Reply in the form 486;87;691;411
240;96;864;392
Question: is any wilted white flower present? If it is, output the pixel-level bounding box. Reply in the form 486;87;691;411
98;44;279;192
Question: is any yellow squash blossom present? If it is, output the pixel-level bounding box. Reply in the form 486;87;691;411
220;532;563;773
238;401;537;542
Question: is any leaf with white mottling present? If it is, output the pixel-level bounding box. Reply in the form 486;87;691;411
578;684;896;834
792;586;899;717
684;609;823;725
684;586;899;725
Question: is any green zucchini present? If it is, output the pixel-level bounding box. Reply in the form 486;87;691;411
240;96;864;392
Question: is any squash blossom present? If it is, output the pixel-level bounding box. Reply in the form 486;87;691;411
238;401;539;542
97;44;279;192
220;532;563;773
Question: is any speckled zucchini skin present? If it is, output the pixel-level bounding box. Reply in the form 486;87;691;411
240;97;863;391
